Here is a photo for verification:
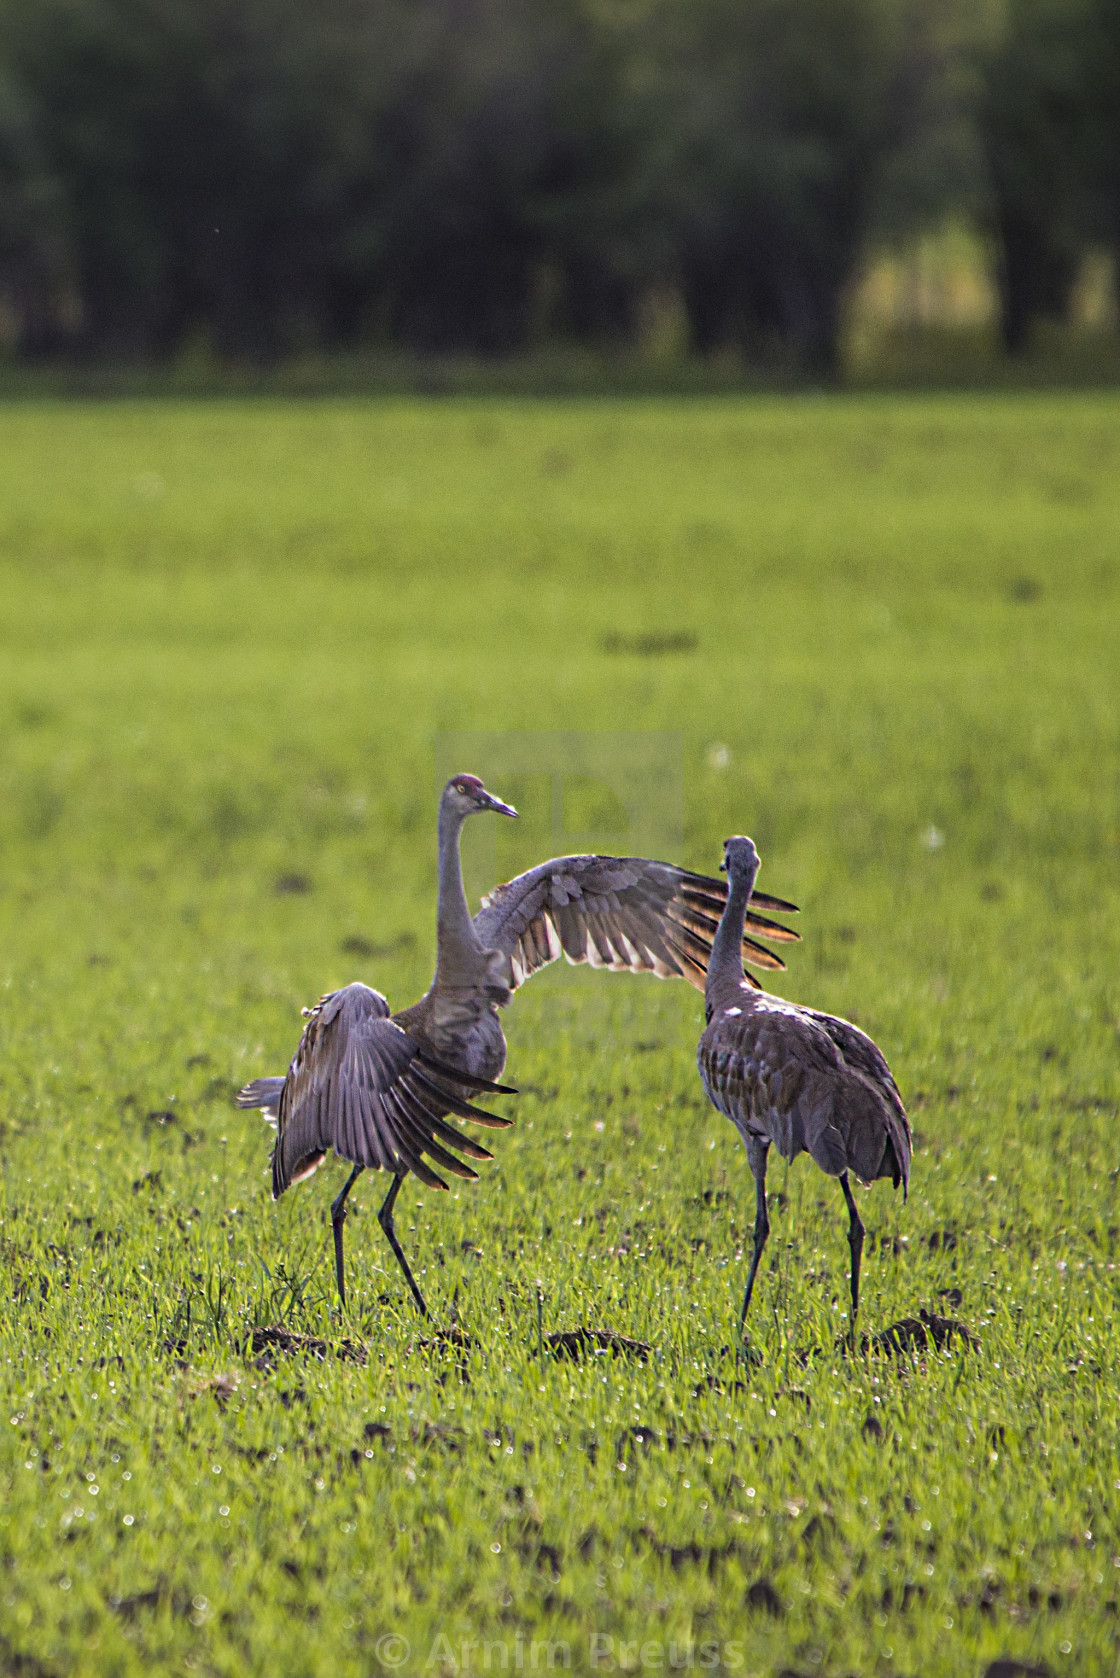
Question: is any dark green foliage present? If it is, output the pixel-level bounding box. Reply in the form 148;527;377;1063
975;0;1094;352
1080;0;1120;251
0;0;1116;368
0;0;643;359
651;0;923;373
364;0;640;352
0;0;412;356
0;61;70;350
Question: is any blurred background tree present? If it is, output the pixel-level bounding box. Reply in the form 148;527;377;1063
976;0;1093;351
0;0;1114;371
648;0;929;374
0;60;74;352
1081;0;1120;275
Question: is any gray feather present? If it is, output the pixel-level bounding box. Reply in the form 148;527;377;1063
474;855;798;995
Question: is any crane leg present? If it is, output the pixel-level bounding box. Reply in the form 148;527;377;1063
330;1164;365;1308
740;1137;771;1329
840;1172;864;1327
377;1173;429;1319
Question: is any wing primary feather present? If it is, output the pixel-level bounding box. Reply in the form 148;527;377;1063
407;1154;448;1191
744;911;800;942
379;1090;449;1190
415;1050;517;1096
677;870;799;916
750;889;799;914
403;1078;496;1162
409;1066;514;1128
237;1076;287;1110
742;937;786;970
419;1110;495;1163
406;1126;479;1182
679;894;798;947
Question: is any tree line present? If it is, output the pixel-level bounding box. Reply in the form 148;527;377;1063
0;0;1117;373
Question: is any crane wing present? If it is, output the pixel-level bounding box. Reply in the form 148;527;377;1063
472;855;798;995
699;1000;910;1194
801;1009;901;1101
237;982;514;1198
802;1008;911;1194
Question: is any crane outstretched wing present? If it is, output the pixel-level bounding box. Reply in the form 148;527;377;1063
472;856;799;995
236;982;515;1198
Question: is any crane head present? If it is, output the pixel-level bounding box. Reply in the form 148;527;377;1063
443;773;518;820
720;835;760;884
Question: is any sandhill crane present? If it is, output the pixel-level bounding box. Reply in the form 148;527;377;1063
237;986;516;1318
239;776;799;1316
697;836;910;1335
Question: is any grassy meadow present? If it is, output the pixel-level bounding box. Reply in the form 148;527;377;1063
0;393;1118;1676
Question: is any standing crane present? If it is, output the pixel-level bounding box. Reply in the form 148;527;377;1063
239;777;800;1316
697;836;910;1334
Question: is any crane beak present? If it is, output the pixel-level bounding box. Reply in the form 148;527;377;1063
481;790;518;818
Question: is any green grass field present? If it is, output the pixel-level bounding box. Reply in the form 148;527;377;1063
0;393;1118;1677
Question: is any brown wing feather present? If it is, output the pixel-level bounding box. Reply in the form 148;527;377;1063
802;1008;912;1194
473;856;799;995
699;993;909;1193
264;983;514;1198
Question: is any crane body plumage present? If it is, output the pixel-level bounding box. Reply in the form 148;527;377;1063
239;778;800;1317
698;835;910;1332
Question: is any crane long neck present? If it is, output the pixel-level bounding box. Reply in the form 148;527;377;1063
436;799;484;984
706;866;758;1005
